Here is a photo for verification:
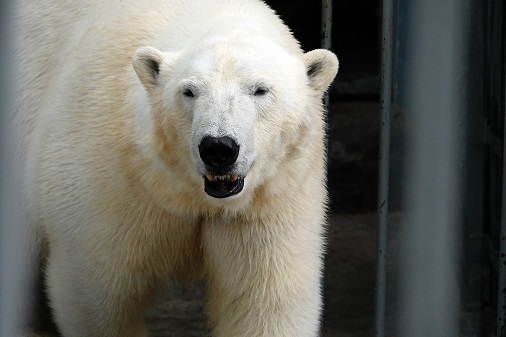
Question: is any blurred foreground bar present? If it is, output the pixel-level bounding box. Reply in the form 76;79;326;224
398;1;468;337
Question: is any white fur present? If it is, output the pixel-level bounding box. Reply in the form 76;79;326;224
14;0;338;336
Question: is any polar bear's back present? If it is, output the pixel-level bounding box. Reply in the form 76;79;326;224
16;0;300;78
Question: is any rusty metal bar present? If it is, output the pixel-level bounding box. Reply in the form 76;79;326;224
375;0;393;336
321;0;332;112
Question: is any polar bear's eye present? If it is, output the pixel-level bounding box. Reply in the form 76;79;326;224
254;87;269;96
183;88;195;98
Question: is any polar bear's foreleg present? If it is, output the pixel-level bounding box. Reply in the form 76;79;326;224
203;220;323;337
45;246;149;337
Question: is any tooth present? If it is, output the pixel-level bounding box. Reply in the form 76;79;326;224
206;174;240;182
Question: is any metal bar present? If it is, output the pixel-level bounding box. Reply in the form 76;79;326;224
398;0;466;336
496;7;506;333
321;0;332;111
321;0;332;50
375;0;393;336
0;2;37;336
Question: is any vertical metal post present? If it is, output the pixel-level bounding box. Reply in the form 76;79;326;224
321;0;333;111
398;0;466;336
0;2;36;336
375;0;393;336
496;30;506;337
321;0;332;50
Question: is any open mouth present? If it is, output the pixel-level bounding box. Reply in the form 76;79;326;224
203;174;244;198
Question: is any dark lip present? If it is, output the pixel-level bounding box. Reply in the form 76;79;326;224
203;175;245;198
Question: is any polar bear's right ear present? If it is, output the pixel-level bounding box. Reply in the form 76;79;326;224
132;46;167;89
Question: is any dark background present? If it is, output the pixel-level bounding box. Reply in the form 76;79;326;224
267;0;380;76
267;0;382;215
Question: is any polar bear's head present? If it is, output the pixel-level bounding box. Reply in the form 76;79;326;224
132;37;338;202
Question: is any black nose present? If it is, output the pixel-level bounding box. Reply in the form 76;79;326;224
199;136;239;167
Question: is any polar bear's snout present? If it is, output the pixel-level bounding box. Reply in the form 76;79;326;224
198;135;245;199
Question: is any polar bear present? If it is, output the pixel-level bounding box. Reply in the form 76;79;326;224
14;0;338;336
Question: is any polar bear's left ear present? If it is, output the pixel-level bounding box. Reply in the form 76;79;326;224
132;46;167;90
304;49;339;93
